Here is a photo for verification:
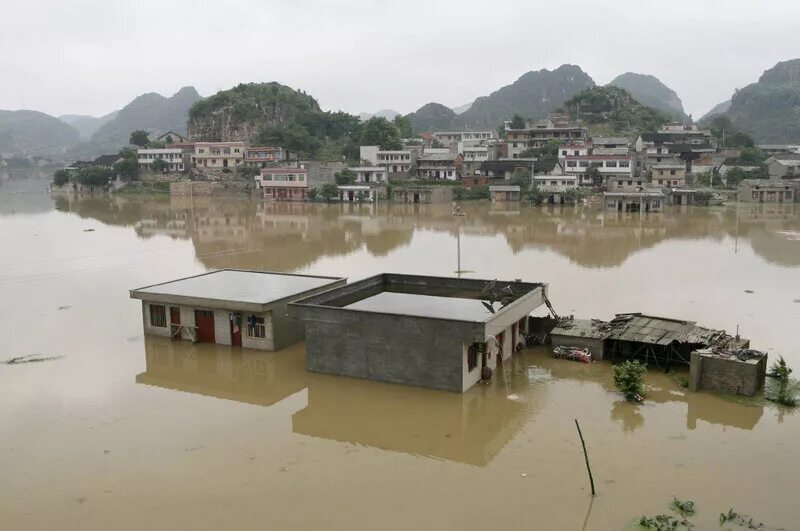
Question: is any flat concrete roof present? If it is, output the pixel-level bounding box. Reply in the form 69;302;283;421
130;269;345;310
345;292;501;322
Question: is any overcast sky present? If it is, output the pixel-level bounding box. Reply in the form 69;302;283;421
2;0;799;119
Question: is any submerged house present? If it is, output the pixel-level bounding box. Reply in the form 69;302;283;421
489;185;521;202
290;274;548;392
130;270;345;351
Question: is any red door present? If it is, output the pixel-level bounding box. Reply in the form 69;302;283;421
170;307;181;340
230;313;242;347
195;310;215;343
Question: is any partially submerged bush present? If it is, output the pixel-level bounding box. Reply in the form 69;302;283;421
766;356;798;407
613;360;646;401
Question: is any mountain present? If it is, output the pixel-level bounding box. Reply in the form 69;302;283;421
563;86;672;136
699;100;731;122
458;65;596;128
451;102;473;114
59;111;119;141
0;110;80;157
405;103;458;131
607;73;687;121
89;86;201;151
358;109;400;121
716;59;800;143
187;82;359;157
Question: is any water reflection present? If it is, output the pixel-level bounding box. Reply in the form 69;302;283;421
540;355;764;431
51;194;800;269
0;168;54;215
137;337;531;466
137;337;764;468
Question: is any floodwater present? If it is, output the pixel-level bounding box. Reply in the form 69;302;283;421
1;172;800;530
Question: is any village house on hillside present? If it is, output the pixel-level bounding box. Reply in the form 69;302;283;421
244;146;286;168
765;153;800;178
192;141;245;169
137;148;189;173
506;119;588;158
256;167;309;201
415;151;463;180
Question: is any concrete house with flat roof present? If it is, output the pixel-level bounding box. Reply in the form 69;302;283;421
290;274;547;392
130;269;345;351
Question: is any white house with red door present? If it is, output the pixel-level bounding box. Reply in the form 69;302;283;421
130;269;345;351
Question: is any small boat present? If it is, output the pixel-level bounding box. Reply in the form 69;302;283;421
552;345;592;363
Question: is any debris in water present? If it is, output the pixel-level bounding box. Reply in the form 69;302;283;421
794;299;800;303
57;305;71;311
744;289;754;294
83;228;95;232
4;354;64;365
520;473;527;477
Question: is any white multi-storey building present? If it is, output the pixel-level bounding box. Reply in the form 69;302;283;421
192;142;245;169
563;155;633;186
137;148;188;172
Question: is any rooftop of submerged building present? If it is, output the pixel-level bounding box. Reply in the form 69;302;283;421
290;273;547;324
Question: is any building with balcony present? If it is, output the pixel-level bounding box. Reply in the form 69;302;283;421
137;148;189;173
192;142;245;169
256;167;309;201
563;155;632;186
244;146;286;168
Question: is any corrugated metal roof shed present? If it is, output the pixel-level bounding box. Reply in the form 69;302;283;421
550;319;611;340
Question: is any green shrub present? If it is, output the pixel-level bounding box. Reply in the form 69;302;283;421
52;169;71;186
613;360;646;401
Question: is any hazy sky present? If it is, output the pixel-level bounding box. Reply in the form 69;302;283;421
2;0;799;119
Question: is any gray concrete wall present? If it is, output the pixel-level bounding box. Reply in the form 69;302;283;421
299;305;484;392
690;350;767;396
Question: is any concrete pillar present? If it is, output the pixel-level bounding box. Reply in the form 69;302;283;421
688;350;702;392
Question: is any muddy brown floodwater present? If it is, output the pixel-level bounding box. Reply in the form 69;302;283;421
1;181;799;530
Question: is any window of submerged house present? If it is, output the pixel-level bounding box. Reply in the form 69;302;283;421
247;316;266;338
150;305;167;327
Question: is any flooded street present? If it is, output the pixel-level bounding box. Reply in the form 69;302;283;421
1;177;800;530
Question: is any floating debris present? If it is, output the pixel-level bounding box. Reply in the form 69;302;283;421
83;228;95;232
4;354;64;365
744;289;754;294
57;305;71;311
552;346;592;363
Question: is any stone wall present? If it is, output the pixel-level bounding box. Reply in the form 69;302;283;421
170;181;223;196
689;350;767;396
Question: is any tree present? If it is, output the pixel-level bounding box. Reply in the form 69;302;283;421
77;167;113;187
724;167;749;188
335;169;356;185
613;360;646;401
509;169;531;193
164;135;174;144
525;184;545;204
306;187;319;201
114;157;139;180
320;183;339;202
52;169;71;186
520;139;563;159
393;115;414;138
151;157;168;173
358;117;403;150
129;130;150;147
585;162;602;187
509;114;526;129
